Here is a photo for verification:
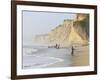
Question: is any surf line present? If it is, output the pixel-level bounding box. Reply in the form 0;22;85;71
24;55;64;67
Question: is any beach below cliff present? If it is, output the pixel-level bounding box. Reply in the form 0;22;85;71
71;45;89;66
23;45;89;69
48;45;89;67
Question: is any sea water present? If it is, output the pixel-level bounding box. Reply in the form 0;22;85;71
22;45;72;69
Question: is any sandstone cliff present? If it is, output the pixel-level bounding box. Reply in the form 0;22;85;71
33;14;89;47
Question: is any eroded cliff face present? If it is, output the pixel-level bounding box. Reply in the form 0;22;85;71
33;14;89;47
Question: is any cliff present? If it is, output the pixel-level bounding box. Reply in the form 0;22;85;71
33;14;89;47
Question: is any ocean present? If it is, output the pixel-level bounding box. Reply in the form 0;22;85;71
22;45;73;69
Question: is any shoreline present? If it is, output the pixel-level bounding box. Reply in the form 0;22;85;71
23;45;89;69
71;46;89;66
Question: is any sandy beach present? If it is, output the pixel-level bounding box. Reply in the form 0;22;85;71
46;46;89;67
23;45;89;69
71;46;89;66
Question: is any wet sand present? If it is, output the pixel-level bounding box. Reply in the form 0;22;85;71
23;45;89;69
71;46;89;66
48;46;89;67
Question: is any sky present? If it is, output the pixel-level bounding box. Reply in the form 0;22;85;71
22;10;76;43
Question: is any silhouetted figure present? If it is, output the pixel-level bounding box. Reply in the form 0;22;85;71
55;44;57;48
57;44;60;49
71;46;74;56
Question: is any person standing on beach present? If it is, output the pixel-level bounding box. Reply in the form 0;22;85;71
55;44;57;48
71;46;74;56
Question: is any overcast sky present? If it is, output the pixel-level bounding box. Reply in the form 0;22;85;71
22;11;76;43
